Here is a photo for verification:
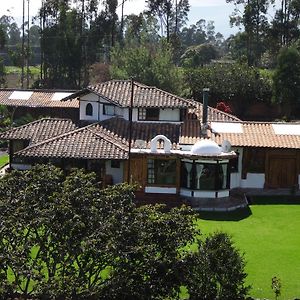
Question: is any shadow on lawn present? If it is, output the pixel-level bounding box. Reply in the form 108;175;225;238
197;207;252;222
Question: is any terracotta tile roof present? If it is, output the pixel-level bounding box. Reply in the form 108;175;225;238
64;80;197;109
0;89;79;108
96;117;181;149
16;125;129;160
0;118;77;144
188;103;241;122
14;117;181;159
180;121;300;149
3;117;299;161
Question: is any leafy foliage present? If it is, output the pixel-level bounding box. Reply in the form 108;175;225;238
186;232;249;300
110;41;181;93
272;46;300;119
0;164;249;299
181;43;219;67
184;63;272;117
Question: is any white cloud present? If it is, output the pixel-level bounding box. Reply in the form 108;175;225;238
116;0;146;16
189;0;229;7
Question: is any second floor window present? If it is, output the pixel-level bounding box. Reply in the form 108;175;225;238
103;104;115;116
86;103;93;116
138;108;159;121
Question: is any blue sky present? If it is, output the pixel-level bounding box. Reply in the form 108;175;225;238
1;0;239;37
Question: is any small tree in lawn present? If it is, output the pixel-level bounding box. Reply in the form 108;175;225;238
185;232;249;300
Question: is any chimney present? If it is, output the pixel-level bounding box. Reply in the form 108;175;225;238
202;88;209;136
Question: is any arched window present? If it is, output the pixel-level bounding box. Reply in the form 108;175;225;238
86;103;93;116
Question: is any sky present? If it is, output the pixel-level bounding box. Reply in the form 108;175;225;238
1;0;239;37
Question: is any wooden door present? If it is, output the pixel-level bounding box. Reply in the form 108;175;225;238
268;158;297;188
124;157;146;190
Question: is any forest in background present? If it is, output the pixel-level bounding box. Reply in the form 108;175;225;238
0;0;300;120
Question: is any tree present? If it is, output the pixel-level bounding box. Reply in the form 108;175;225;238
273;46;300;119
123;13;160;47
226;0;273;66
186;233;249;300
179;19;207;48
110;41;181;93
181;43;219;67
183;63;272;117
146;0;190;42
267;0;300;57
0;164;249;299
0;26;6;49
0;58;5;88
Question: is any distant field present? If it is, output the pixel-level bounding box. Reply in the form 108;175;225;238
197;204;300;299
4;66;40;88
5;66;40;76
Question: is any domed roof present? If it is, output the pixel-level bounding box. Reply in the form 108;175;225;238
191;139;222;156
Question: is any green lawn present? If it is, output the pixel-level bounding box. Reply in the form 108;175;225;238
0;154;9;168
197;204;300;300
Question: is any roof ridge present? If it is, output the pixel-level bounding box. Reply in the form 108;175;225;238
0;88;77;93
15;121;128;157
137;84;197;107
14;123;91;155
6;117;72;132
87;126;129;151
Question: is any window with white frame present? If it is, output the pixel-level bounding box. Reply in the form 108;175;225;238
103;104;116;116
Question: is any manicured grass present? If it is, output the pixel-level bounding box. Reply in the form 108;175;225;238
196;204;300;299
0;154;9;168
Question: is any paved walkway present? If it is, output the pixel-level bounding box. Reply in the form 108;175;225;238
182;190;248;212
182;187;300;211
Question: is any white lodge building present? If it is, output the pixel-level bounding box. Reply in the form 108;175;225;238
1;80;299;208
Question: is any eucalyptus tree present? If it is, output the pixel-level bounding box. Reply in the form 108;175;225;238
38;0;104;88
226;0;274;66
269;0;300;49
146;0;190;42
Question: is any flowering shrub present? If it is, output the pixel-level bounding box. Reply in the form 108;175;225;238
216;101;232;114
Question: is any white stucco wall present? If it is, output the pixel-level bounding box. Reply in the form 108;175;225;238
230;147;243;188
180;189;229;198
145;187;177;194
80;93;125;121
11;163;31;170
241;173;265;188
80;101;99;121
105;161;124;184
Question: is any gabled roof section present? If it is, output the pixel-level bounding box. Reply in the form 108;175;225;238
14;117;181;159
96;117;181;149
15;124;129;160
0;118;77;144
0;89;79;108
63;80;197;109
